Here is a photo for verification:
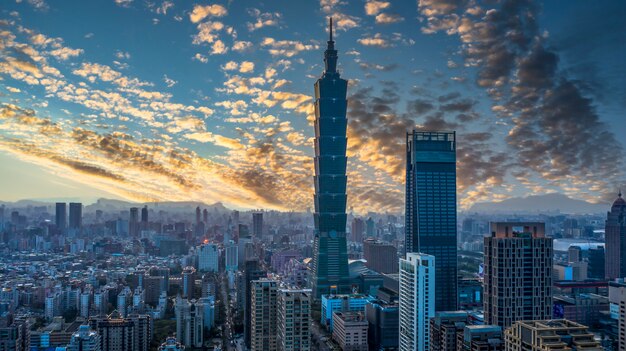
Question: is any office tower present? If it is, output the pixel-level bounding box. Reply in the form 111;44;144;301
311;18;351;300
80;290;91;318
203;208;208;223
366;217;375;238
365;298;399;351
483;222;552;329
609;280;626;350
69;202;82;231
332;312;368;351
181;266;196;299
252;212;263;239
351;218;365;243
363;239;398;274
457;325;503;351
504;320;602;350
195;206;201;226
606;192;626;279
568;245;582;263
588;246;605;279
175;298;204;348
198;243;219;272
430;311;468;351
88;312;152;351
277;288;311;351
399;252;435;351
68;325;101;351
250;279;278;351
140;205;148;223
244;260;267;350
405;130;457;311
55;202;67;232
129;207;139;237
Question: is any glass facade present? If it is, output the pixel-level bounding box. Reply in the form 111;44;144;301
405;131;458;311
311;19;351;299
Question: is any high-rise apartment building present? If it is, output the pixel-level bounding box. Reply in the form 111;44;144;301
55;202;67;232
605;192;626;279
399;252;435;351
198;243;219;272
181;266;196;299
251;279;278;351
363;239;398;274
310;18;351;299
88;312;151;351
483;222;552;328
405;130;457;311
174;298;204;348
277;288;311;351
504;320;602;350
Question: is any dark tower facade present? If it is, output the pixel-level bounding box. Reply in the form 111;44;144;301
311;18;351;299
605;192;626;279
405;131;458;311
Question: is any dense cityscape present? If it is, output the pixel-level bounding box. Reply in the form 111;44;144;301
1;1;625;351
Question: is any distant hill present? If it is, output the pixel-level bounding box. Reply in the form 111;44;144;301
468;193;608;214
1;198;231;214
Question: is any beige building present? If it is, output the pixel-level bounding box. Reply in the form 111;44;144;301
251;279;278;351
277;288;311;351
484;222;553;328
332;312;368;351
504;320;602;350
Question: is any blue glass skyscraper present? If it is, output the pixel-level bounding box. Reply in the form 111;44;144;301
405;131;458;311
311;19;351;299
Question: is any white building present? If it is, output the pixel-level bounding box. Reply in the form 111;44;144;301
399;253;435;351
175;297;204;348
198;243;219;272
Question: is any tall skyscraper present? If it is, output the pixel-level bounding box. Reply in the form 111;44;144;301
55;202;67;232
311;18;351;299
405;130;457;311
399;252;435;351
483;222;552;329
251;279;278;351
252;212;263;239
605;192;626;279
69;202;82;231
141;206;148;223
129;207;139;237
277;288;311;351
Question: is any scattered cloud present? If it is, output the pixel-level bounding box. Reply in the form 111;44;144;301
189;4;227;23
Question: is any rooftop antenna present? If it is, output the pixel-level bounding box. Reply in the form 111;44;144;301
329;17;333;42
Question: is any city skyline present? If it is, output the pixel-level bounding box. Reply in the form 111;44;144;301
1;0;625;214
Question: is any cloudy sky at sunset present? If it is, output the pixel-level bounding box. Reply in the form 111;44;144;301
1;0;624;213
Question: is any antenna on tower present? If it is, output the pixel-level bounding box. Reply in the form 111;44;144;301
329;17;333;42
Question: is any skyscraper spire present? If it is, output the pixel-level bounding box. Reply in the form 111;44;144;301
329;17;333;42
324;17;338;74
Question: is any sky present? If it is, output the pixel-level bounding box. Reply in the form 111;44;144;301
0;0;624;213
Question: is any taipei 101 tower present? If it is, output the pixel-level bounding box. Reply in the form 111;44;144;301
310;18;351;299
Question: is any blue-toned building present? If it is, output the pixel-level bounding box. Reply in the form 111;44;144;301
405;130;458;312
321;294;372;331
311;18;351;299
